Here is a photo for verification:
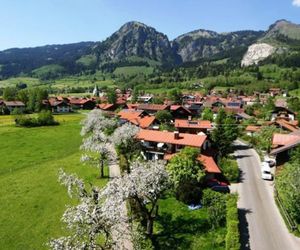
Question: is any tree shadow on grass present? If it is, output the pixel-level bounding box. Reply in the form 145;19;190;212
152;213;210;250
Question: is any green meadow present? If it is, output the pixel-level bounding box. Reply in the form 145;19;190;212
0;113;108;250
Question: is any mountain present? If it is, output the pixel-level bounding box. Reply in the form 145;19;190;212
260;19;300;44
91;21;181;66
242;20;300;66
0;20;299;79
172;29;263;63
0;42;95;78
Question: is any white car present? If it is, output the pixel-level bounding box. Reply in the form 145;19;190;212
264;155;276;167
261;162;273;180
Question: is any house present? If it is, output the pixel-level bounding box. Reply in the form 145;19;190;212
118;109;158;129
69;98;96;110
270;119;299;132
170;105;192;119
47;98;71;113
270;130;300;164
137;95;153;103
185;102;203;115
245;125;261;136
137;129;208;160
175;119;212;134
3;101;25;113
163;152;221;177
97;103;117;112
271;107;296;121
269;88;282;97
137;104;169;115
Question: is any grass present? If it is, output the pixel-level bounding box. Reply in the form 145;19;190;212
0;77;43;88
153;196;226;250
114;66;154;76
0;113;109;250
290;88;300;98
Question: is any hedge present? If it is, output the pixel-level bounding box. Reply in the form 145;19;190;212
226;194;241;250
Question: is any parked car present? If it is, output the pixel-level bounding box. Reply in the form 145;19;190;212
261;162;273;180
211;185;230;193
264;155;276;167
205;178;228;188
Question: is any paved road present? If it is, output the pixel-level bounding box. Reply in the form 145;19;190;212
234;140;300;250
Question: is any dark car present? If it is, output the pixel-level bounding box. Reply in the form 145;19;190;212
211;185;230;193
206;178;228;188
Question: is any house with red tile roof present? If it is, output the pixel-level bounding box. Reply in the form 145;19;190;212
175;119;212;134
270;130;300;164
245;125;261;136
3;101;25;113
137;129;209;161
137;104;170;114
170;105;192;119
162;153;221;175
46;98;71;113
118;109;158;129
69;98;96;110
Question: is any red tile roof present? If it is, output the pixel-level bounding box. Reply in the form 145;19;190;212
118;110;156;129
175;119;212;129
137;104;169;111
98;103;115;110
272;133;300;146
245;125;261;133
137;129;207;147
164;153;221;173
197;154;222;174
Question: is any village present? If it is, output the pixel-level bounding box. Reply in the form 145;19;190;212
1;85;299;187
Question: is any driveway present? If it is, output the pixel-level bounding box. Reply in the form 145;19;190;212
234;140;300;250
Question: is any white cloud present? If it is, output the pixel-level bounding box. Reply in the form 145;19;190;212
293;0;300;7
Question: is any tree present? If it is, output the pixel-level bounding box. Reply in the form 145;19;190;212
167;147;205;204
80;109;117;136
106;160;169;236
107;89;117;104
168;89;182;103
81;131;116;178
3;87;17;101
80;110;118;178
49;169;126;250
255;125;278;152
201;107;214;121
111;123;140;173
212;109;239;158
155;110;172;124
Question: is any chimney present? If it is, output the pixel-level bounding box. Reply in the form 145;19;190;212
174;131;179;140
188;116;192;121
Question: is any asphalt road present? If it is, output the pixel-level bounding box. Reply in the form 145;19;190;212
234;140;300;250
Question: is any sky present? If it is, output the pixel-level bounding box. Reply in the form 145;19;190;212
0;0;300;50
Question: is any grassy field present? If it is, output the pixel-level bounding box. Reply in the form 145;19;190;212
114;66;154;76
0;113;108;250
154;196;226;250
0;77;43;88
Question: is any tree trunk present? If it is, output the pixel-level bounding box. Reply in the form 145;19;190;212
99;160;104;178
146;217;154;237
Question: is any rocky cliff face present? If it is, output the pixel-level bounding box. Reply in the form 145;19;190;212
173;30;262;62
241;43;276;67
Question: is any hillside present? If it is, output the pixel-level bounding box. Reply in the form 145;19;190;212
0;20;299;80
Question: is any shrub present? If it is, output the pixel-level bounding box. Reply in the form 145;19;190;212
15;111;58;127
220;157;239;183
225;194;240;250
202;189;226;229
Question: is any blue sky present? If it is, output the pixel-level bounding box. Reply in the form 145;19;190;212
0;0;300;50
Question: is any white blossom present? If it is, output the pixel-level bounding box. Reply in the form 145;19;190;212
111;123;140;147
